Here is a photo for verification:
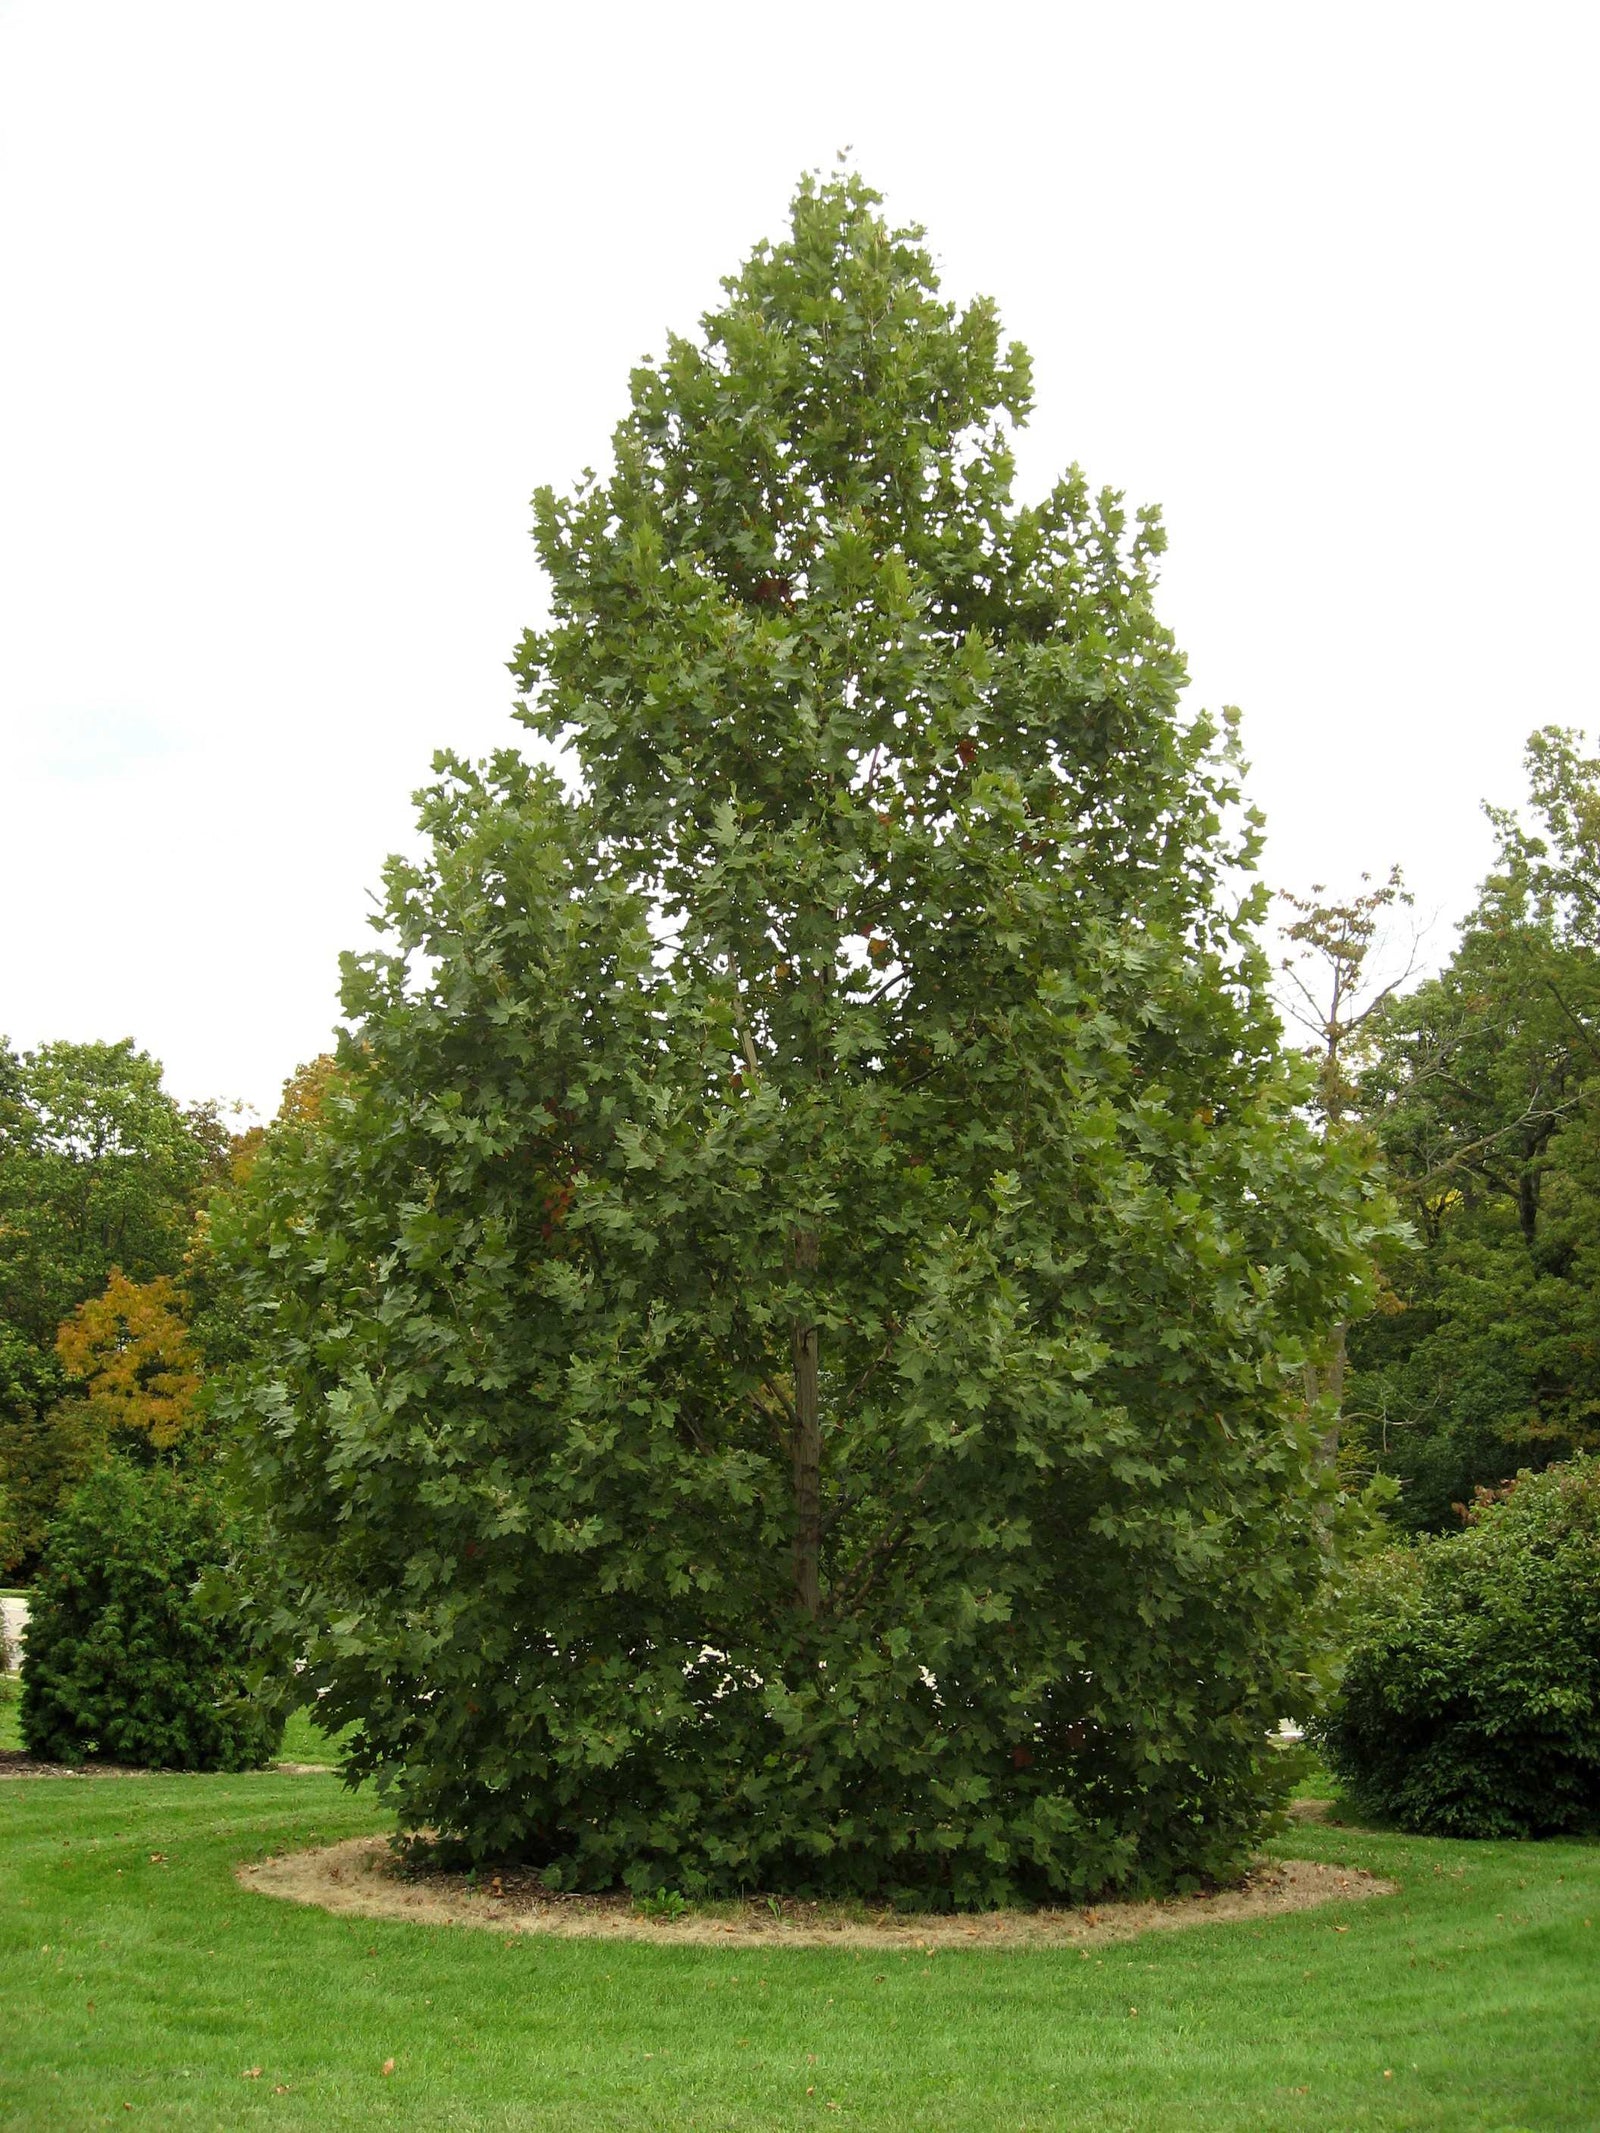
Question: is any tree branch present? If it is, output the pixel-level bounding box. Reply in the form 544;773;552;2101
1544;978;1600;1068
1408;1097;1582;1190
826;1459;938;1617
725;953;762;1079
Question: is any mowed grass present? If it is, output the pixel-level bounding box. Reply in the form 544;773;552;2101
1;1737;1597;2131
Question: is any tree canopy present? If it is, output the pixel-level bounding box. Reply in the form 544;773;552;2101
0;1038;229;1571
220;172;1383;1903
0;1037;227;1348
1348;730;1600;1525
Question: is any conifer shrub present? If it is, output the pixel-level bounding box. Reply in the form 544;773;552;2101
19;1461;280;1770
1314;1458;1600;1836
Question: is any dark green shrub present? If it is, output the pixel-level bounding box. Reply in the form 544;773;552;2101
20;1461;280;1770
1313;1458;1600;1836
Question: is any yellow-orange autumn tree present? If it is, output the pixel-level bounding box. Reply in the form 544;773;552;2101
216;1055;342;1200
55;1269;201;1450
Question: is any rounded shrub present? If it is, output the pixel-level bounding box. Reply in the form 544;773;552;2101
1313;1457;1600;1837
19;1460;281;1770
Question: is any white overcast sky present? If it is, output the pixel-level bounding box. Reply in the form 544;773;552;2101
2;2;1595;1116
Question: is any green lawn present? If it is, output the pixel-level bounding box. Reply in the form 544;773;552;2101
1;1754;1596;2131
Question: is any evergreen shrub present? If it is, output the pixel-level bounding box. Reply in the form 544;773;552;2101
1314;1458;1600;1836
19;1461;280;1770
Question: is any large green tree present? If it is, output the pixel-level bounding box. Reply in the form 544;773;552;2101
221;173;1382;1903
0;1038;227;1348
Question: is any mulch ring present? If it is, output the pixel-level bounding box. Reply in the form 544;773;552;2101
0;1750;333;1780
0;1749;155;1780
239;1837;1394;1951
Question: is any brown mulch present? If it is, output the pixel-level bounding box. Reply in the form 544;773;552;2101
0;1748;151;1780
238;1837;1393;1951
0;1750;335;1780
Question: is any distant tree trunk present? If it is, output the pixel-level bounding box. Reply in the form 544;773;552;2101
1310;1056;1352;1473
1303;1322;1348;1471
791;1228;821;1616
1515;1119;1555;1245
1517;1166;1540;1245
1279;869;1415;1481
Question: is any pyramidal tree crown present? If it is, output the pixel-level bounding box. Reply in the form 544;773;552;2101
219;170;1387;1905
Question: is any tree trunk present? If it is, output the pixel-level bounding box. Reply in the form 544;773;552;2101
1517;1164;1540;1245
791;1228;821;1616
1304;1319;1348;1472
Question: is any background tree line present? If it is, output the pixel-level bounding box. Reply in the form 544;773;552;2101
1329;728;1600;1528
0;1041;330;1574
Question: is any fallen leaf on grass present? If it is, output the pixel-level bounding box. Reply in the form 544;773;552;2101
381;2058;396;2076
243;2067;262;2079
